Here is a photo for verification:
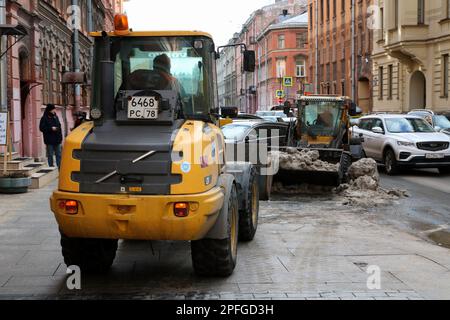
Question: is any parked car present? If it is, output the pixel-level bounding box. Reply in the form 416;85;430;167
444;113;450;121
237;113;264;120
222;121;289;200
408;110;450;135
352;114;450;175
256;110;286;123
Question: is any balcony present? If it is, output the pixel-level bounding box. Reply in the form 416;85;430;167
381;24;430;71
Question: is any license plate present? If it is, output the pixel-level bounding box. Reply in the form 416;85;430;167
426;153;445;159
128;97;159;119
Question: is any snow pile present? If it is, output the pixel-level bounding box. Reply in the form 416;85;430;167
270;156;409;208
347;158;380;191
337;158;408;207
276;148;339;172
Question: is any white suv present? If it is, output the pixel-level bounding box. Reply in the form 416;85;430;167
352;114;450;175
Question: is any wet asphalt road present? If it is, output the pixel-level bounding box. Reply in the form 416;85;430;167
379;168;450;248
1;170;450;299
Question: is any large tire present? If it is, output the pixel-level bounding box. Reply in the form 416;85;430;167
191;184;239;277
60;232;118;274
384;149;399;175
239;170;259;242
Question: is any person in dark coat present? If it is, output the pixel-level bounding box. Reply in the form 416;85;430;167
39;104;63;169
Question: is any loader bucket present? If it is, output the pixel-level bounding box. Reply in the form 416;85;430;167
273;149;352;187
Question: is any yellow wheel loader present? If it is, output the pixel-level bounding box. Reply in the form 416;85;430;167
275;95;363;187
50;15;259;276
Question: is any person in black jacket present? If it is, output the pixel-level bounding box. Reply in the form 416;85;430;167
39;104;63;169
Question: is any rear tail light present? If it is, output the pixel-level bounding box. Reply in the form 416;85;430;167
174;202;189;217
59;200;78;215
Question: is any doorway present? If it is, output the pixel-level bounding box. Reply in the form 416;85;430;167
19;50;30;156
409;71;426;110
358;77;370;113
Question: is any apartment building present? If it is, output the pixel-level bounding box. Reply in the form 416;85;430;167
372;0;450;113
308;0;373;112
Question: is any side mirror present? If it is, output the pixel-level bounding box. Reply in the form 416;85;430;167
243;50;256;72
62;72;87;85
372;127;384;134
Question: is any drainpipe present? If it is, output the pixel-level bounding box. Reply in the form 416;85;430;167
87;0;93;34
314;0;319;94
71;0;80;110
351;0;356;101
0;0;7;112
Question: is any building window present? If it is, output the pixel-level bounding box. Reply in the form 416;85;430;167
378;66;384;100
447;0;450;19
296;33;306;48
276;58;286;78
320;0;324;23
326;0;330;21
278;34;285;49
388;64;393;99
395;0;399;28
442;54;449;98
296;57;306;78
418;0;425;25
310;4;313;28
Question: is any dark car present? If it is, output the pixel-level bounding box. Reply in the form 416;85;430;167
222;121;289;200
408;110;450;135
444;113;450;122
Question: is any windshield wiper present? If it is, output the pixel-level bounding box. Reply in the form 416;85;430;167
95;150;157;184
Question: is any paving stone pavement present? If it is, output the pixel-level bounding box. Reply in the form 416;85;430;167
0;181;449;300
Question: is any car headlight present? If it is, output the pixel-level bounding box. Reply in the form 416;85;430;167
397;141;415;147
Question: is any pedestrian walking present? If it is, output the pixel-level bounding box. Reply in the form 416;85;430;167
39;104;63;169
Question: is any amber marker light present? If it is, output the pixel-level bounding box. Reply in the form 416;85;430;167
114;14;130;36
174;203;189;218
64;200;79;215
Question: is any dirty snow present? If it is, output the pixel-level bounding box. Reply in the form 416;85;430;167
275;148;339;172
272;157;409;208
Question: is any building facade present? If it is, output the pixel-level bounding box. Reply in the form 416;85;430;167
372;0;450;113
3;0;117;159
218;0;307;113
308;0;374;113
257;12;309;110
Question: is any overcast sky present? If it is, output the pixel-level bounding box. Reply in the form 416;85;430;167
123;0;276;46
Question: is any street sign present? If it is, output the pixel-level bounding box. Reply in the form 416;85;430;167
275;90;285;98
283;77;293;87
0;112;7;146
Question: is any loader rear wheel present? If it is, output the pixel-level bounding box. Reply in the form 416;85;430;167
191;184;239;277
239;170;259;242
60;232;118;274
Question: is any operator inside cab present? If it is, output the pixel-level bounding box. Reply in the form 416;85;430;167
152;54;186;96
99;34;217;121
